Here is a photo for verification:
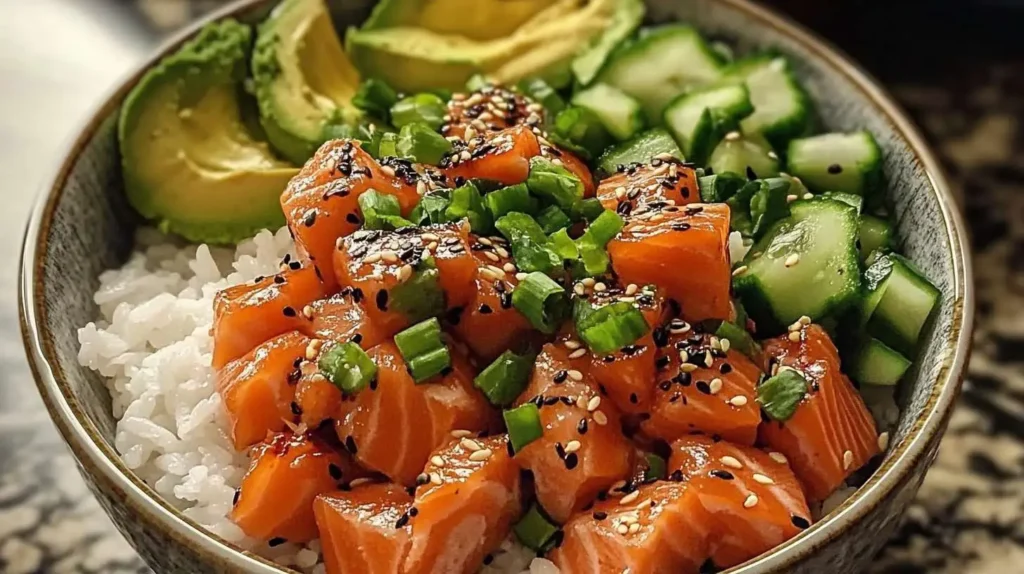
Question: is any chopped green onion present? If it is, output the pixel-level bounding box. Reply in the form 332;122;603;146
513;503;560;552
465;74;492;92
485;184;538;219
569;197;606;223
503;403;543;454
318;342;377;395
714;321;761;360
396;123;452;165
352;78;398;121
390;93;447;131
548;228;580;261
536;205;571;234
574;300;649;354
390;258;446;322
446;182;493;233
757;368;809;421
516;77;565;118
548;106;614;161
377;132;399;158
526;157;584;211
474;350;536;407
407;347;452;383
358;190;413;231
410;191;452;226
577;242;611;276
749;178;792;239
512;272;570;334
699;172;747;203
579;210;624;247
644;453;667;482
495;213;561;274
321;120;375;148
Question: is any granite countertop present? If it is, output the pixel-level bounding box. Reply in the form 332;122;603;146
1;1;1022;572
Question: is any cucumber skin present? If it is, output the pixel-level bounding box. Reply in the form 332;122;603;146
847;338;910;386
663;84;753;166
862;254;939;356
721;54;814;149
595;128;684;176
786;131;884;196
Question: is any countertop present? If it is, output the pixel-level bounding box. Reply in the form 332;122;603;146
1;0;1022;572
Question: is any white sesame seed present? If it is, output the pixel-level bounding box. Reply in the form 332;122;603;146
421;233;440;242
769;452;789;464
786;194;798;203
628;523;641;534
720;456;743;469
450;429;473;438
878;432;890;452
789;331;802;342
620;491;640;505
799;315;812;325
381;250;399;264
784;254;800;267
594;282;607;292
480;268;499;282
302;305;314;319
752;473;775;485
568;348;588;359
678;350;689;363
680;363;698;373
430;456;445;467
616;524;629;535
565;440;581;453
729;395;749;407
381;166;396;177
470;448;493;462
516;272;528;281
567;370;584;382
426;241;438;251
336;237;345;249
484;251;500;262
305;345;318;361
789;321;803;332
464;126;476;141
843;450;854;470
587;396;602;412
593;411;608;426
495;246;510;258
725;131;741;141
720;338;731;352
429;472;443;485
710;336;721;351
416;181;428;195
461;438;482;452
398;265;413;282
615;186;627;199
581;277;596;287
574;283;586;296
625;284;638;296
704;352;714;368
575;396;587;409
743;493;759;508
363;253;382;264
349;478;373;488
709;378;723;394
803;193;814;200
564;340;581;350
619;514;637;524
767;150;779;160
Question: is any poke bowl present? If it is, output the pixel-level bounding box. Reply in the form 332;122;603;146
19;0;973;573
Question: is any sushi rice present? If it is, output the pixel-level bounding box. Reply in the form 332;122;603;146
76;226;896;573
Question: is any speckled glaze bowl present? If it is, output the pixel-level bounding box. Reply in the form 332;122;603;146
19;0;973;572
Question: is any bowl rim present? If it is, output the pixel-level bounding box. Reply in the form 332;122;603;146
19;0;974;572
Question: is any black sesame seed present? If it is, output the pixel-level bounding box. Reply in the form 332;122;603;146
395;513;410;528
659;380;672;391
303;210;317;227
720;363;733;374
445;306;464;325
554;370;568;384
289;261;302;270
827;164;843;174
232;489;241;505
681;186;691;198
792;515;811;529
351;333;363;344
710;469;735;480
328;463;343;480
274;275;285;284
376;290;389;311
577;418;589;435
564;453;579;470
346;213;361;224
696;381;711;394
544;396;560;406
629;393;639;404
671;222;692;232
282;306;297;317
268;537;287;547
369;377;379;391
345;435;358;454
746;166;758;180
483;555;494;565
290;402;302;416
478;304;493;314
669;469;684;482
653;327;669;348
593;511;607;520
500;291;513;309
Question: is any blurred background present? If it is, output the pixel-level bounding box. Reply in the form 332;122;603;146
1;0;1021;572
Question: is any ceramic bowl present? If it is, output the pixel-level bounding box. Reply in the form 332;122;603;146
19;0;973;572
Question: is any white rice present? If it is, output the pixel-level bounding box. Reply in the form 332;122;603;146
77;227;899;572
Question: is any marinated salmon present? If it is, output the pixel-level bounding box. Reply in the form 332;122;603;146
335;341;496;486
217;331;310;450
642;327;763;446
544;146;596;198
443;126;541;186
442;85;536;141
232;432;365;544
669;435;812;569
212;264;327;370
333;224;478;336
597;160;698;215
549;480;711;574
608;203;732;322
513;344;635;523
760;323;880;502
404;435;522;573
281;140;420;290
315;483;414;574
305;290;389;349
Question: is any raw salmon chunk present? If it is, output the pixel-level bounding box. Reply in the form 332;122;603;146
404;435;522;573
335;341;496;486
543;145;596;197
448;234;536;361
305;290;389;348
443;126;541;186
233;432;361;544
608;203;732;322
212;264;327;370
760;323;880;502
642;326;762;446
334;223;478;336
597;160;698;215
315;483;414;574
217;331;309;450
669;435;813;569
549;480;711;574
281;139;420;289
442;84;536;141
513;344;635;523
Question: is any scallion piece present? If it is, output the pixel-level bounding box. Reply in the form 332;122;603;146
644;453;667;482
525;157;584;211
377;132;399;158
548;106;614;161
757;368;809;421
390;258;446;322
503;403;543;454
495;213;561;274
513;503;560;552
358;190;413;231
394;318;450;383
579;210;624;247
485;184;538;219
410;191;452;225
574;300;649;354
446;182;493;233
569;197;606;223
536;205;571;234
474;350;536;407
577;242;611;276
396;123;452;165
407;347;452;383
390;93;447;130
352;78;398;121
465;74;492;92
318;342;377;395
512;272;570;334
516;77;565;117
548;228;579;261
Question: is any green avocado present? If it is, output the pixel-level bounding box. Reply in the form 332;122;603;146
346;0;642;94
253;0;362;164
118;19;298;245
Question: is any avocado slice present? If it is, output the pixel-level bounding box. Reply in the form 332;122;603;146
346;0;634;94
119;19;298;245
571;0;645;86
253;0;361;164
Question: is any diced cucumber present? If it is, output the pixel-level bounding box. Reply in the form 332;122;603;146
859;253;939;356
596;128;684;175
733;198;861;333
571;0;646;86
708;132;780;180
663;84;753;165
859;215;893;261
848;337;911;386
820;191;863;213
787;131;883;195
698;172;746;203
721;56;812;147
571;83;645;141
594;25;724;123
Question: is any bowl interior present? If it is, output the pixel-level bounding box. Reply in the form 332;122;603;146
25;0;969;571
